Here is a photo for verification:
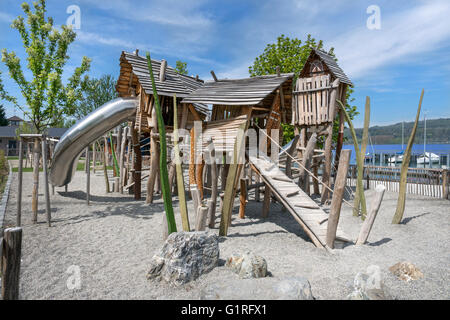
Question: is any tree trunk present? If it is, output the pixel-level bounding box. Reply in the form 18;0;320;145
31;138;40;224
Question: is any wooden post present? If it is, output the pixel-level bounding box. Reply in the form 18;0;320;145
338;100;368;219
146;106;159;204
393;90;424;224
207;146;218;228
219;114;251;236
41;139;51;226
17;138;23;227
285;135;300;178
31;138;40;224
119;127;128;194
356;185;386;245
131;127;142;200
353;97;370;217
312;159;320;195
191;184;201;215
298;132;317;193
196;205;208;231
442;169;448;200
239;178;248;219
173;101;190;231
86;146;90;205
262;184;271;218
92;139;97;174
1;227;22;300
321;79;340;203
326;149;351;248
102;139;110;193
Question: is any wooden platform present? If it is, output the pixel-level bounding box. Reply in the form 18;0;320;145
249;155;352;249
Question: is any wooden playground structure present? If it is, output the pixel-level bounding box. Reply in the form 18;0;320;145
13;48;399;251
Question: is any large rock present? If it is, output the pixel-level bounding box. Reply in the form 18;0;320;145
346;265;389;300
389;262;423;282
200;277;314;300
226;251;267;279
147;231;219;286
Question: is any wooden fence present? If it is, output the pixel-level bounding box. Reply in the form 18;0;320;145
346;165;449;199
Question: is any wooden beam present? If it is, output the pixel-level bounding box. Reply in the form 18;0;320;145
188;104;202;121
41;139;51;226
219;108;252;236
356;185;386;245
159;59;167;82
321;79;340;203
17;138;23;227
239;178;248;219
1;227;22;300
210;70;218;82
326;149;351;248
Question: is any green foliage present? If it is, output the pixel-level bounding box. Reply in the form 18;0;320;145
0;105;8;126
345;117;450;145
0;149;9;194
73;74;118;120
0;0;91;132
146;51;177;235
175;60;188;75
15;120;38;139
249;34;358;145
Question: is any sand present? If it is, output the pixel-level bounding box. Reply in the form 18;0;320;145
1;170;449;300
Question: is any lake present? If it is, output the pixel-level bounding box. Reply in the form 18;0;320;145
341;143;450;168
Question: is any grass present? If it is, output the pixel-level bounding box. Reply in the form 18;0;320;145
7;156;19;160
0;150;9;194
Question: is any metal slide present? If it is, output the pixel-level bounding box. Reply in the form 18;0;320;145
50;97;138;187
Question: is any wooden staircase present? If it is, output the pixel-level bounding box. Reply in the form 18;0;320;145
249;154;352;249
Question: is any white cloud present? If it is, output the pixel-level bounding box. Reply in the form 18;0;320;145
332;0;450;79
0;11;14;23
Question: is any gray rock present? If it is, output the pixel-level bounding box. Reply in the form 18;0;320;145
273;277;314;300
147;231;219;286
346;265;388;300
200;277;314;300
226;251;267;279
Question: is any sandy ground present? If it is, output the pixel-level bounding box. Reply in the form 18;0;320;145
1;170;449;300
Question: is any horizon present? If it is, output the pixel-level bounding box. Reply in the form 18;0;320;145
1;0;450;127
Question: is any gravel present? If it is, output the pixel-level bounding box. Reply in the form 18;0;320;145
2;170;449;299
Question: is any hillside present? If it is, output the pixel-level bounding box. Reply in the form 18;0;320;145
344;118;450;145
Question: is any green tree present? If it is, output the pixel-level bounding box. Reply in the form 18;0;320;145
0;0;91;221
1;0;91;132
175;60;188;75
249;34;358;145
0;105;8;126
73;74;118;120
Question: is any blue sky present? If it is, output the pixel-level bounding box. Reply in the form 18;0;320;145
1;0;449;127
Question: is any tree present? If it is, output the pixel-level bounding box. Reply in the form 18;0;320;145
175;60;188;75
72;74;118;120
249;34;358;145
0;105;8;126
1;0;91;133
0;0;91;223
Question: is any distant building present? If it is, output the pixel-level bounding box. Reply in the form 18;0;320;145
7;116;24;126
0;124;68;156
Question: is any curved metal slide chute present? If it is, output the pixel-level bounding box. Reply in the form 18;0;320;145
50;97;138;187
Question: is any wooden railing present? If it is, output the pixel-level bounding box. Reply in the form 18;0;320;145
346;165;449;199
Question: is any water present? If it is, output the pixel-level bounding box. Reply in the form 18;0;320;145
341;144;450;168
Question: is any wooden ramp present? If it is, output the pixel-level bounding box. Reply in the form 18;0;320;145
249;155;352;249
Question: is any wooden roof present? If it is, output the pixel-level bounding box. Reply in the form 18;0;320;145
181;73;294;106
118;51;204;98
300;48;352;86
